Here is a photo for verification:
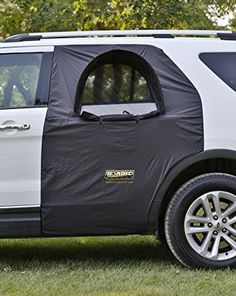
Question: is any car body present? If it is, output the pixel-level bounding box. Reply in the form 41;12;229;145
0;30;236;268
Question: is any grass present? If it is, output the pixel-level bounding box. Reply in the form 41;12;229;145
0;236;234;295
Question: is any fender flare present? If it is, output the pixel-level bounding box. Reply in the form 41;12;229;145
148;149;236;234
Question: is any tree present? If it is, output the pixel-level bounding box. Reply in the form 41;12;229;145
0;0;236;39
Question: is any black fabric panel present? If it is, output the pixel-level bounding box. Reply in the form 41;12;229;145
48;45;168;118
41;44;203;235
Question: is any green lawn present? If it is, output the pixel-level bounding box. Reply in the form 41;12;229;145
0;236;234;296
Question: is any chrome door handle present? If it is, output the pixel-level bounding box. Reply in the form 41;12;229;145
0;124;30;131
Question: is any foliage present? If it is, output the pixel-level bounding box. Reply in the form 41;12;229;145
0;0;236;38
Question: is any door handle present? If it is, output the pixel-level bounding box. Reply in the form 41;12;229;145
0;123;30;131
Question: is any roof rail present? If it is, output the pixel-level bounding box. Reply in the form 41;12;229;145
2;29;233;42
29;29;231;38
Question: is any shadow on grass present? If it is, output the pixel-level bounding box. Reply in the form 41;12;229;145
0;236;176;267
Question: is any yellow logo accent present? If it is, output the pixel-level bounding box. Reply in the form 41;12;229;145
105;170;135;183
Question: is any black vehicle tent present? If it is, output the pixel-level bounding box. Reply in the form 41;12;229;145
41;44;203;235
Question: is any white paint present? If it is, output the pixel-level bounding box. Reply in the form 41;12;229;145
0;46;51;207
0;107;47;207
0;46;54;53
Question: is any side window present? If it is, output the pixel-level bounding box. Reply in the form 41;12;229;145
0;53;42;108
79;51;159;117
200;53;236;91
82;64;151;105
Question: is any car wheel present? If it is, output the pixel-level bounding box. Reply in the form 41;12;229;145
165;173;236;268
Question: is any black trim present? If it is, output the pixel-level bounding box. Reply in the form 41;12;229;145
148;149;236;233
0;207;41;238
0;207;40;214
153;34;174;38
217;32;236;40
36;52;53;105
3;34;42;43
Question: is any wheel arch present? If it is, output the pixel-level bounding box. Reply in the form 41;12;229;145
148;149;236;237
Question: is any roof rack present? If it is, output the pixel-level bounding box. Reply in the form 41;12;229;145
3;30;233;42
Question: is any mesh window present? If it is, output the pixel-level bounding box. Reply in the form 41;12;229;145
81;63;151;105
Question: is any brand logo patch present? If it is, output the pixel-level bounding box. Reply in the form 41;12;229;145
105;170;135;183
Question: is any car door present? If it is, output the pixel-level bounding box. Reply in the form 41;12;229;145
0;46;53;207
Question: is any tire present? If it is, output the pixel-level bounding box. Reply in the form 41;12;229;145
165;173;236;268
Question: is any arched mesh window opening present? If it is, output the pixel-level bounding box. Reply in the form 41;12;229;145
77;50;162;116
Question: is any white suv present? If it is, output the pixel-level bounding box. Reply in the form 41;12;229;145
1;30;236;268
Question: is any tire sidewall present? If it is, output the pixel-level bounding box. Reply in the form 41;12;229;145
168;174;236;268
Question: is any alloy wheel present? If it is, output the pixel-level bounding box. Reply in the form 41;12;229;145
184;191;236;261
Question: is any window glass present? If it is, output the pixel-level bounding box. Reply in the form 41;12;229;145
0;53;42;108
200;53;236;91
82;63;151;105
